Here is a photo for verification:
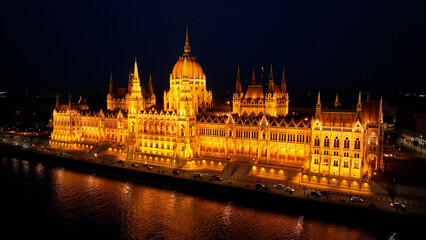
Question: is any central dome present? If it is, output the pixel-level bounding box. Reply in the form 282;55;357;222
170;28;205;80
171;56;204;79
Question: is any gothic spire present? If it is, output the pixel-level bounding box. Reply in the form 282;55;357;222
148;73;154;96
315;90;321;119
280;67;287;93
133;58;139;81
316;91;321;108
357;91;362;110
68;93;72;110
268;63;274;93
55;93;60;111
235;65;242;94
334;93;339;108
109;72;114;95
251;68;256;85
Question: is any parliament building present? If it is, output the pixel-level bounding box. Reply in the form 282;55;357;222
50;29;383;190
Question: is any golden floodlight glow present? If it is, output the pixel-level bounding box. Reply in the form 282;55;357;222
49;29;383;190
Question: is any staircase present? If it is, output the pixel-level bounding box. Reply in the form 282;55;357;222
223;162;253;177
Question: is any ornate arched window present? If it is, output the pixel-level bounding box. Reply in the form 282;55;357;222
334;137;339;148
355;138;361;149
314;136;320;146
344;137;350;148
324;136;329;147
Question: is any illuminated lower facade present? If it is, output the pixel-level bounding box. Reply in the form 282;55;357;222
51;29;383;190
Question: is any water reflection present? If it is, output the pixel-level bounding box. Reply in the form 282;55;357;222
0;155;406;240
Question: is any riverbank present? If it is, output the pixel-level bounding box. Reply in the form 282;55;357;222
1;143;425;223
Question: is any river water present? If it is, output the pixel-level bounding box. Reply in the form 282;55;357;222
0;153;413;240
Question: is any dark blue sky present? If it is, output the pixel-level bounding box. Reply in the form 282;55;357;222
1;0;426;96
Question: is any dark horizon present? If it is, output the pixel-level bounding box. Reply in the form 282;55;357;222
1;1;426;96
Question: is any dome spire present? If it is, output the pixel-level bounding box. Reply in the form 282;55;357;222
184;26;191;55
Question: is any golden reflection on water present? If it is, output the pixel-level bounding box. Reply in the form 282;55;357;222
44;163;376;240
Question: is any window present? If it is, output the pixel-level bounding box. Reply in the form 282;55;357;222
354;153;360;158
334;137;339;148
354;161;360;169
324;150;329;155
355;138;361;149
314;136;320;146
334;151;339;156
323;159;329;165
344;138;350;149
344;152;349;157
333;160;339;167
314;157;319;164
370;132;377;145
343;160;349;168
324;136;329;147
314;150;319;154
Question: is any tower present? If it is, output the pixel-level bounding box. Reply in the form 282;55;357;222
163;27;212;115
127;58;144;114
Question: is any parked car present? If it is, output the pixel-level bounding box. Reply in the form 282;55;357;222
390;202;405;210
274;184;285;189
256;183;268;191
350;197;363;203
284;187;295;193
131;164;138;168
320;190;328;195
118;160;124;163
173;168;180;174
193;173;202;178
311;191;321;197
214;176;223;181
146;165;153;170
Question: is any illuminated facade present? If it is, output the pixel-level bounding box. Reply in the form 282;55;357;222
233;65;289;117
51;29;383;190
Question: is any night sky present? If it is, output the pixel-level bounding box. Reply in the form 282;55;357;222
1;0;426;96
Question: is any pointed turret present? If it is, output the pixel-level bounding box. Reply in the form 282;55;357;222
235;65;242;94
109;72;114;96
281;67;287;94
184;26;191;55
268;63;274;93
68;93;72;110
251;68;256;85
315;91;321;119
334;93;339;108
356;91;363;121
133;58;140;81
128;72;133;92
357;91;362;110
148;73;154;97
379;95;383;123
55;94;60;111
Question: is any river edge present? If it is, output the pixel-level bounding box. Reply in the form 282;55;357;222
1;143;423;236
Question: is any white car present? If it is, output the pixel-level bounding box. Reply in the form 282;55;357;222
284;187;295;193
390;202;405;209
350;197;363;203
